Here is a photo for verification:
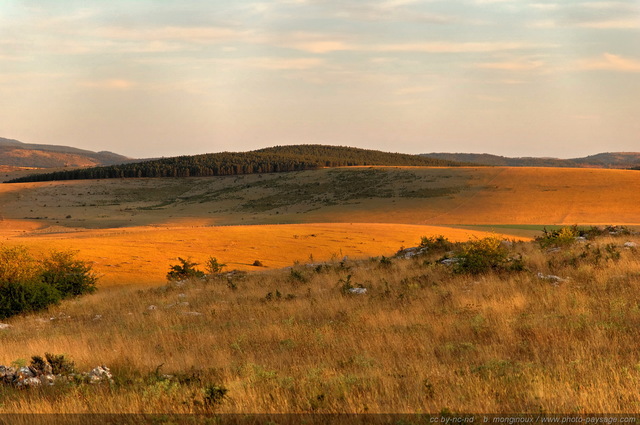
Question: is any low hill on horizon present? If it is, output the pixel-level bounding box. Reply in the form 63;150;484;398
422;152;640;169
5;144;465;183
0;137;132;168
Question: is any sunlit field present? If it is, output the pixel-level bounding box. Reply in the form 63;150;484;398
1;231;640;414
1;166;640;416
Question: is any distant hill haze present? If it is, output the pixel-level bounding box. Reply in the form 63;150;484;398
422;152;640;169
0;137;132;168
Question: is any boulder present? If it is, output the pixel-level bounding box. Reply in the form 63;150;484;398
87;365;113;384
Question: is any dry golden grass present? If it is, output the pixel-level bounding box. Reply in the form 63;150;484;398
1;167;640;415
2;166;639;286
0;222;520;286
1;234;640;414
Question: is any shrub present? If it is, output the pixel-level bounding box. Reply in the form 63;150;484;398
205;257;226;275
45;352;76;375
0;246;41;284
0;246;97;319
203;384;228;407
536;226;580;248
41;250;97;297
0;280;61;319
167;258;205;281
419;235;453;252
453;237;509;274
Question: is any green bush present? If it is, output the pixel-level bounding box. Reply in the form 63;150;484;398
0;246;41;284
453;237;509;275
167;258;205;281
203;384;228;407
419;235;453;252
0;246;97;319
0;280;61;318
45;352;76;375
41;251;97;297
205;257;226;275
536;225;580;248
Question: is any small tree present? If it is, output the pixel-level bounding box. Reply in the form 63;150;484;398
167;258;205;281
205;257;226;276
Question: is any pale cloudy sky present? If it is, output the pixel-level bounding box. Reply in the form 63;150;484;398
0;0;638;158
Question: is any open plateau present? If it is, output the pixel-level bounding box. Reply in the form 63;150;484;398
1;144;640;417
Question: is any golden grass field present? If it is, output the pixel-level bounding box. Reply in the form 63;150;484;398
2;166;640;287
2;166;640;416
1;233;640;414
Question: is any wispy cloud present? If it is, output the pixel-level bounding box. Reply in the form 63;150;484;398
369;41;553;53
94;26;249;43
78;79;137;90
276;33;554;54
395;85;435;95
476;59;545;71
527;1;640;30
580;53;640;72
246;57;325;70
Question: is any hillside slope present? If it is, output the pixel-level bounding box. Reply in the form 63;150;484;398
423;152;640;169
3;167;640;230
0;137;131;168
6;144;464;183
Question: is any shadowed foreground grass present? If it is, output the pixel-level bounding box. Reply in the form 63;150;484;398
1;233;640;414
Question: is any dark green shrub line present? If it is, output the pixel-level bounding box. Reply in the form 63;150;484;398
0;246;97;319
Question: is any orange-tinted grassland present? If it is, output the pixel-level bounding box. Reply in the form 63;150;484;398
2;166;640;286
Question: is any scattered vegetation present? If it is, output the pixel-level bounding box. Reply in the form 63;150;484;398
0;226;639;413
536;225;635;248
166;258;205;281
0;246;96;319
419;235;454;252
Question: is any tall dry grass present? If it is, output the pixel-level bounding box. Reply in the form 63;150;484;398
1;234;640;414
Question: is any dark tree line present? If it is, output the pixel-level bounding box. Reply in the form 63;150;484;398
5;145;464;183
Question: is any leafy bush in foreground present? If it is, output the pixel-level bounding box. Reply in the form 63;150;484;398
0;246;97;319
453;237;510;275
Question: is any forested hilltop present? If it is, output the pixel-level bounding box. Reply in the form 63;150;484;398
5;145;464;183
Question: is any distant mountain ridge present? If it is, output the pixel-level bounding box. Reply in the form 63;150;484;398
422;152;640;169
0;137;132;168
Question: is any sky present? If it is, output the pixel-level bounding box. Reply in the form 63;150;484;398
0;0;638;159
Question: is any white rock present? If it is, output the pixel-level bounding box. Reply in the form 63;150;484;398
0;323;10;330
348;287;367;295
537;272;567;283
182;311;203;316
20;377;42;387
440;258;459;265
88;365;113;384
624;242;637;248
147;305;158;310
